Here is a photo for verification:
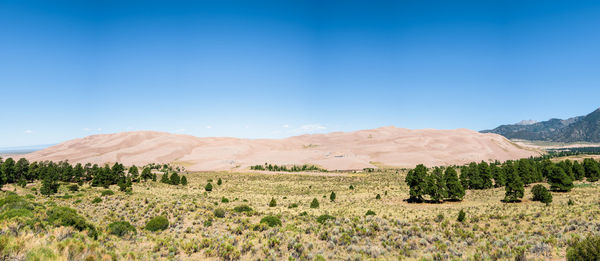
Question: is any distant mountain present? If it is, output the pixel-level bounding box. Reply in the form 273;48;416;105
482;108;600;142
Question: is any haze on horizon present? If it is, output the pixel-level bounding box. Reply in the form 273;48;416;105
2;0;600;147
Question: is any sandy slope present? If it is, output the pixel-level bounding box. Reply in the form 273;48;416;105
24;127;540;171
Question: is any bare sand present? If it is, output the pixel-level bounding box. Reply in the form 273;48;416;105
24;126;541;171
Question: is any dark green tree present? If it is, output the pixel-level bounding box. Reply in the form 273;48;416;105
583;158;600;182
547;165;574;192
426;167;447;203
405;164;428;202
531;184;552;204
217;178;222;185
444;167;465;201
329;191;336;202
1;158;16;183
128;165;139;182
160;173;170;184
15;158;29;182
503;164;524;203
478;161;493;189
467;162;483;189
180;175;188;185
141;167;153;181
572;161;585;181
491;164;506;187
170;172;180;185
205;182;213;192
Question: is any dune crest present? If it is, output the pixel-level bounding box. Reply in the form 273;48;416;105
25;127;540;171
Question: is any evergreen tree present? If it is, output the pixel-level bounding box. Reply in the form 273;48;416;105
40;165;59;196
160;173;170;184
518;159;533;186
467;162;483;189
478;161;493;189
583;158;600;182
180;175;188;185
269;197;277;207
0;157;5;188
15;158;29;182
217;178;222;185
459;166;469;189
1;158;16;183
427;167;448;203
503;164;524;203
310;198;319;208
531;184;552;204
73;163;84;183
205;182;213;192
170;172;180;185
491;164;506;187
405;164;428;202
572;161;585;181
559;160;574;181
128;165;139;182
444;166;465;201
329;191;336;202
141;167;153;181
547;165;574;192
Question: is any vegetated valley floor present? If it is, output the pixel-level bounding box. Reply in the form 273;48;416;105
2;169;600;260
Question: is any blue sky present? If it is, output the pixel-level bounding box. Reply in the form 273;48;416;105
1;0;600;147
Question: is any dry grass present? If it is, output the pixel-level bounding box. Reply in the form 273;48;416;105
2;170;599;260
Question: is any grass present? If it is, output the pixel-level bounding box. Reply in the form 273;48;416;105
1;170;599;260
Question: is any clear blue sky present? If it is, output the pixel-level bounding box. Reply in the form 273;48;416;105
2;0;600;147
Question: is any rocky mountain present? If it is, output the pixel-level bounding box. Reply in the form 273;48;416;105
482;108;600;142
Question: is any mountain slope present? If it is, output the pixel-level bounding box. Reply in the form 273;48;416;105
482;108;600;142
25;127;540;171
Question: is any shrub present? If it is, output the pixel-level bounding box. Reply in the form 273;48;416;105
217;178;222;185
310;198;319;208
233;205;253;213
107;221;136;237
365;210;376;216
457;209;466;222
375;194;381;200
101;190;114;196
92;197;102;204
0;208;33;220
316;214;335;224
180;176;188;185
214;208;225;218
349;185;354;190
68;184;79;192
205;183;213;192
567;235;600;260
145;216;169;231
221;197;229;203
329;191;336;202
268;197;277;207
568;199;575;206
46;206;96;238
531;184;552;204
260;215;282;227
288;203;298;208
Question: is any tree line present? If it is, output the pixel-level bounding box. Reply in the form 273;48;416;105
250;163;327;172
406;157;600;203
0;157;187;195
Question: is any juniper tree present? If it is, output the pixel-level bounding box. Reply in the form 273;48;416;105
444;166;465;201
405;164;428;202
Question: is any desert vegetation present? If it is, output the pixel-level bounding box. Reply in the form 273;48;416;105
250;163;327;172
1;156;599;260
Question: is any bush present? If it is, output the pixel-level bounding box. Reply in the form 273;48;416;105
316;214;335;224
205;183;213;192
0;208;33;220
101;190;114;196
233;205;253;213
217;178;222;185
349;185;354;190
375;194;381;200
268;197;277;207
531;184;552;204
92;197;102;204
68;184;79;192
567;235;600;260
214;208;225;218
145;216;169;231
457;209;466;222
288;203;298;208
568;199;575;205
329;191;336;202
180;176;188;185
46;206;96;238
310;198;319;208
365;210;376;216
260;215;282;227
107;221;136;237
221;197;229;203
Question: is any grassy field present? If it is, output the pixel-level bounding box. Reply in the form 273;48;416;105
1;169;599;260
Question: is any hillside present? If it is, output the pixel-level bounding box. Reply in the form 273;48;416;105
24;127;539;171
482;108;600;143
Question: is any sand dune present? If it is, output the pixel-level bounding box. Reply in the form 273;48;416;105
24;127;540;171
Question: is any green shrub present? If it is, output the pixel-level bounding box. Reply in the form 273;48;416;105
0;208;33;220
233;205;253;213
531;184;552;204
214;208;225;218
375;194;381;200
310;198;319;208
567;235;600;260
288;203;298;208
268;197;277;207
145;216;169;231
0;193;33;212
107;221;136;237
365;210;376;216
217;178;222;185
329;191;336;202
46;206;96;238
457;209;466;222
205;183;213;192
221;197;229;203
316;214;335;224
349;185;354;190
68;184;79;192
92;197;102;204
260;215;282;227
180;176;188;185
568;199;575;205
101;190;114;196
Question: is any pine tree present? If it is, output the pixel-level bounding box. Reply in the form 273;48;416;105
405;164;428;202
141;167;153;181
503;165;524;203
583;158;600;182
15;158;29;182
40;166;59;196
329;191;336;202
467;162;483;189
170;172;180;185
547;165;574;192
426;167;447;203
1;158;16;183
181;175;188;185
205;182;213;192
129;165;139;182
491;164;506;187
310;198;319;208
572;161;585;181
160;173;170;184
444;167;465;201
478;161;493;189
217;178;222;186
269;197;277;207
531;184;552;204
